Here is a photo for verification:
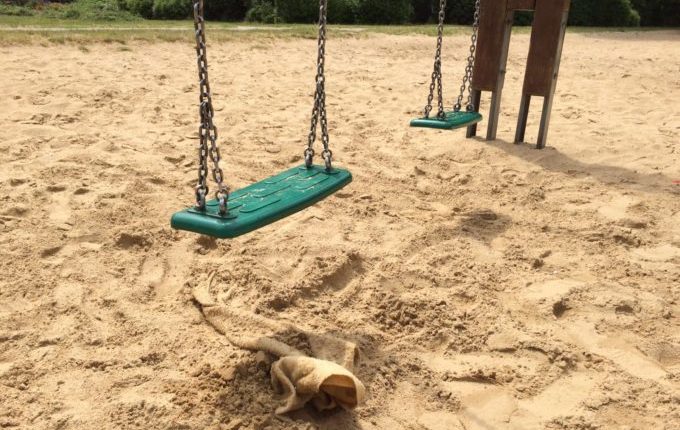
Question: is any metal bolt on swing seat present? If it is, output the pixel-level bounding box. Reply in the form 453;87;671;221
304;148;315;168
195;186;207;210
322;150;333;171
217;191;228;216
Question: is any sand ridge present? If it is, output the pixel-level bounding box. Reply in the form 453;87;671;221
0;30;679;429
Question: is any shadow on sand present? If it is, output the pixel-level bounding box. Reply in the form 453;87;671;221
480;138;677;196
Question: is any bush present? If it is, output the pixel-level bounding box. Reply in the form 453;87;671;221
446;0;475;24
245;0;278;22
595;0;640;25
632;0;680;26
244;0;358;24
205;0;247;20
356;0;412;24
513;11;533;25
567;0;595;25
121;0;153;18
411;0;432;23
41;0;137;20
569;0;640;26
327;0;358;23
0;4;35;15
407;0;479;25
277;0;317;23
658;0;680;25
152;0;191;19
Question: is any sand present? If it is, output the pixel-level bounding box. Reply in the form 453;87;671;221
0;29;679;429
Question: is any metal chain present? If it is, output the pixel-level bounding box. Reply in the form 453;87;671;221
304;0;332;171
454;0;481;112
192;0;229;215
424;0;447;119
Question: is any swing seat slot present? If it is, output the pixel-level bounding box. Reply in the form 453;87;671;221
171;165;352;239
410;111;483;130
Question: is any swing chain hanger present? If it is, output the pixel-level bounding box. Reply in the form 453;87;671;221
424;0;447;119
305;0;333;172
455;0;481;112
192;0;229;215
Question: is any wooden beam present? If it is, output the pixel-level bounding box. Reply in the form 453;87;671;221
472;0;510;92
522;0;570;96
486;13;514;141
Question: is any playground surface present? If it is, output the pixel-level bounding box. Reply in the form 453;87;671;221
1;29;679;429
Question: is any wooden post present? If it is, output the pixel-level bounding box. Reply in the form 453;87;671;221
516;0;570;148
468;0;513;140
468;0;570;149
487;12;514;140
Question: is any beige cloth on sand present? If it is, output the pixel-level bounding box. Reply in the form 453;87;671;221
193;281;366;415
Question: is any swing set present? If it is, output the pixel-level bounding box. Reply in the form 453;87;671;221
171;0;351;239
410;0;484;131
171;0;570;239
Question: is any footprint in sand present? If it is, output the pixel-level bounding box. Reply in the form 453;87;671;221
138;256;166;290
318;253;364;292
0;361;13;378
565;320;668;382
596;195;639;221
153;242;193;297
520;279;585;317
642;342;680;370
430;352;602;430
53;282;84;308
509;372;601;430
417;412;465;430
566;194;649;228
632;244;680;262
48;186;71;226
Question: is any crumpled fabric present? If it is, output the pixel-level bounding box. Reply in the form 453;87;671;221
193;281;366;414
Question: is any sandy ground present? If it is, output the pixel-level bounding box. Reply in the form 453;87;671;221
1;29;679;430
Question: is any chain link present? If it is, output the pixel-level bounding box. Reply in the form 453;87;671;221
454;0;481;112
305;0;333;171
424;0;447;119
192;0;229;215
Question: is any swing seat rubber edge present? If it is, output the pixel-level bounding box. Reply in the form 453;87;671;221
410;111;483;130
171;164;352;239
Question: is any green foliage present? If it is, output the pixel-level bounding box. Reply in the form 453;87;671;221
244;0;359;24
446;0;475;24
596;0;640;26
513;11;533;26
152;0;191;18
356;0;412;24
567;0;594;25
121;0;153;18
2;0;675;26
410;0;431;23
327;0;357;23
569;0;640;26
245;0;278;22
659;0;680;25
204;0;247;21
0;4;35;15
277;0;317;23
39;0;137;20
632;0;680;25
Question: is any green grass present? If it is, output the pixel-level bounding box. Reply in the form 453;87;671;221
0;15;665;45
0;16;475;44
0;0;138;21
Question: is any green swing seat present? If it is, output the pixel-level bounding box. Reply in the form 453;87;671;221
171;165;352;239
410;111;483;130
